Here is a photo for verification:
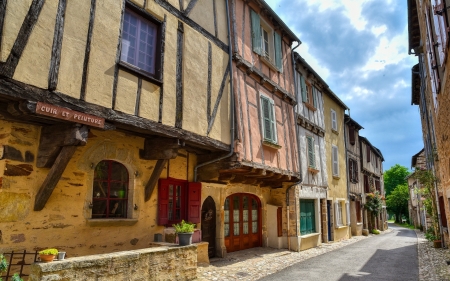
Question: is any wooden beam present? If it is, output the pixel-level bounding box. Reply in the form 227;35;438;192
175;21;184;128
80;0;97;100
144;159;167;201
37;125;88;168
139;137;182;160
184;0;199;16
0;77;230;152
48;0;67;91
34;145;78;211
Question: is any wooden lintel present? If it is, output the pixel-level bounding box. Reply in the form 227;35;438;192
34;145;78;211
37;124;88;168
139;137;183;160
144;159;168;202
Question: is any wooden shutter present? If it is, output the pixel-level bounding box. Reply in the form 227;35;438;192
432;0;448;66
364;175;369;193
332;146;339;176
346;201;350;226
312;86;317;108
187;182;201;223
300;75;307;102
348;159;353;182
250;9;261;55
439;196;447;227
307;136;316;168
274;32;282;70
425;6;441;99
349;126;355;145
366;144;370;163
331;109;337;131
277;207;282;237
158;179;170;225
355;159;359;182
334;201;340;226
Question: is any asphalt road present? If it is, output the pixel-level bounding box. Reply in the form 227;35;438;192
258;224;418;281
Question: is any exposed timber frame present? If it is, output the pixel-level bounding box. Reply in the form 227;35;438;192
0;0;45;78
175;21;184;128
34;125;89;211
0;77;230;152
80;0;97;100
48;0;67;91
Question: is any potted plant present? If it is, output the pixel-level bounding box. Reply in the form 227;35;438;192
1;254;24;281
173;220;195;246
38;248;58;262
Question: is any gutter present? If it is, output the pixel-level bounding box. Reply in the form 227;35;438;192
194;0;235;182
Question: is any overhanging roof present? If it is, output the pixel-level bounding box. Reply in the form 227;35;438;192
408;0;422;54
411;64;421;105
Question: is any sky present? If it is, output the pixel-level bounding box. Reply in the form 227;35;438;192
265;0;422;172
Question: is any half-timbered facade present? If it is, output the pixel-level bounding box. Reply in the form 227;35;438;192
344;114;364;236
360;136;387;231
293;53;328;250
197;0;301;254
0;0;232;258
323;87;350;242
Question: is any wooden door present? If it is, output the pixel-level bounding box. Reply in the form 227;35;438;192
224;193;261;253
201;196;216;258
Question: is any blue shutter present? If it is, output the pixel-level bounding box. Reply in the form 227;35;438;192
274;32;282;70
300;75;307;102
250;10;261;55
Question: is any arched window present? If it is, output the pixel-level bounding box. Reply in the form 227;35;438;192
92;160;129;219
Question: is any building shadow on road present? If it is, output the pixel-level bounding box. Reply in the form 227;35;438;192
337;244;418;281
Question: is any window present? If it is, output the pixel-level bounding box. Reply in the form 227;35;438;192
364;175;370;193
430;0;448;67
348;158;358;183
375;179;380;192
332;145;339;176
92;160;129;219
331;109;337;131
120;8;160;78
349;126;355;145
307;136;316;169
250;9;283;71
425;6;440;108
335;201;343;227
299;75;317;110
366;145;371;163
158;178;201;225
300;199;316;235
260;95;277;144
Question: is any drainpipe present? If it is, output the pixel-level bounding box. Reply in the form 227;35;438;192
286;42;301;251
344;109;351;231
194;0;235;182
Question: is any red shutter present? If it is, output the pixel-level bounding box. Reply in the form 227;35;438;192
439;196;447;227
187;182;202;223
158;179;170;225
277;207;282;237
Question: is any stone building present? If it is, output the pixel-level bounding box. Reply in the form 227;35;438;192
0;0;231;261
344;114;364;236
407;0;449;246
407;149;428;230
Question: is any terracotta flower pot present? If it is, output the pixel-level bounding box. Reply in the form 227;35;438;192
433;240;442;248
39;254;56;262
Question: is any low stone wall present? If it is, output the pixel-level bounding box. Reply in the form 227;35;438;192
29;245;197;281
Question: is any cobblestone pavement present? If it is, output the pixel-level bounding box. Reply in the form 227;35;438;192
416;229;450;281
197;227;450;281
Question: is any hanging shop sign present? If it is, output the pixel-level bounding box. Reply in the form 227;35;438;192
36;102;105;128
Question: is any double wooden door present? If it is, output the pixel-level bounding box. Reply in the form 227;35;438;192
224;193;261;252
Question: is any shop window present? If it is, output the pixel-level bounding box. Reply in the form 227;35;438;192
158;178;201;225
92;160;129;219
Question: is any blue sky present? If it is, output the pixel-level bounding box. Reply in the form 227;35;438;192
265;0;422;172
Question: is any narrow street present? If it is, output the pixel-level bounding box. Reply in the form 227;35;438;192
259;224;418;281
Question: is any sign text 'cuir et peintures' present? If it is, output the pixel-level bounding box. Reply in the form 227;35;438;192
36;102;105;128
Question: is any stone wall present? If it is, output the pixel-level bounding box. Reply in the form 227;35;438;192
29;245;197;281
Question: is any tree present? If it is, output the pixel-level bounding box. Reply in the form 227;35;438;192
384;164;410;196
385;183;409;223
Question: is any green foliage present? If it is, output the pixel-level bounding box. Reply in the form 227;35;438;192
173;220;195;233
39;248;58;255
364;190;383;215
386;183;409;223
0;255;23;281
11;273;23;281
425;227;439;241
415;168;440;240
372;229;380;234
384;164;410;196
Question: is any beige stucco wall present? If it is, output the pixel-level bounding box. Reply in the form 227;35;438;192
323;93;350;241
1;0;230;145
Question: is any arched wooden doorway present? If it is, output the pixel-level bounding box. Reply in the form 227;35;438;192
201;196;216;258
224;193;261;253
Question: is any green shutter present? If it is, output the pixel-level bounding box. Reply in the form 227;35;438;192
274;32;282;71
312;86;317;108
250;10;261;55
261;96;276;143
300;75;307;102
307;136;315;168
